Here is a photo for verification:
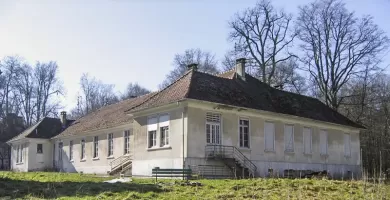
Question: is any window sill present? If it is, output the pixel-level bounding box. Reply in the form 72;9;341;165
80;159;86;162
107;156;115;159
320;154;329;157
92;157;100;161
303;152;313;156
284;150;295;154
147;146;172;151
264;150;275;153
16;162;24;165
238;147;251;151
70;160;74;163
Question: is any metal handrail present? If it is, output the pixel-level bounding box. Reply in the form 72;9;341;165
110;154;131;171
205;145;257;176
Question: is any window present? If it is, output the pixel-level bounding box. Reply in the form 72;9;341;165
16;146;20;163
344;133;351;157
93;136;99;158
320;130;328;155
108;133;114;157
124;130;130;154
239;118;250;148
264;122;275;151
80;139;85;160
69;141;73;161
284;125;294;152
147;115;170;148
37;144;43;154
17;144;24;163
160;126;169;146
148;131;157;148
303;127;312;154
159;114;170;147
206;113;221;144
147;117;158;148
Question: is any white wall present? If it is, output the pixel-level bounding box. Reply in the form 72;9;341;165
10;141;29;172
27;139;53;171
54;124;133;174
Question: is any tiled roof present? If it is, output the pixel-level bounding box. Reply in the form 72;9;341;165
54;93;155;138
127;69;364;129
8;117;70;142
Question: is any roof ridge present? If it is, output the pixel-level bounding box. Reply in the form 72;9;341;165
126;69;194;112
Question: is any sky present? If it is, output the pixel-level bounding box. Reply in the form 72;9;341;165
0;0;389;112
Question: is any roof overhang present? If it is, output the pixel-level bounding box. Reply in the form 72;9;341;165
126;100;188;118
186;99;363;133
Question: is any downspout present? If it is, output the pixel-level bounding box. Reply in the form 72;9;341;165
182;106;185;169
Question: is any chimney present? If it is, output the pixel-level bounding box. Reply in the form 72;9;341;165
187;63;198;71
235;58;246;81
60;111;67;128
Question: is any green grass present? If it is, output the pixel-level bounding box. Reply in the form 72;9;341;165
0;172;389;199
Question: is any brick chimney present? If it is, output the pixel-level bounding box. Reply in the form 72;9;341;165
187;63;198;71
235;58;246;81
60;111;67;128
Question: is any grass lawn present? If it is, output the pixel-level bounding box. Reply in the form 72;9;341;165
0;172;389;200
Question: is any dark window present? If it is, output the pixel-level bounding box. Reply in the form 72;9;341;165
37;144;43;154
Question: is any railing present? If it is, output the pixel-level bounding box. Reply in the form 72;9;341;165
110;154;132;172
190;164;234;179
205;145;257;177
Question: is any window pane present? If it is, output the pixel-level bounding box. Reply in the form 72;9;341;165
206;124;210;143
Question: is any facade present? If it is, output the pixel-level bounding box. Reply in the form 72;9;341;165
8;59;364;179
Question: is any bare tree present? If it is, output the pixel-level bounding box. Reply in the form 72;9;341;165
296;0;390;109
14;64;35;126
121;83;150;100
34;61;63;121
75;73;119;117
0;56;22;118
159;48;219;89
228;0;296;85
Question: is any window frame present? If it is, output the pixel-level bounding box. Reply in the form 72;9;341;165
160;126;169;147
147;114;170;149
264;121;275;152
124;130;130;155
37;143;43;154
303;127;312;155
93;136;99;159
284;124;295;153
238;117;250;148
80;138;86;160
344;133;351;157
206;112;222;145
69;140;73;161
107;133;114;157
320;129;328;156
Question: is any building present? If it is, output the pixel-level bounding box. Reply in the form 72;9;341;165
7;113;73;172
8;58;364;178
0;113;25;170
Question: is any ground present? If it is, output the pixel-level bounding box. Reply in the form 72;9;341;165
0;172;389;200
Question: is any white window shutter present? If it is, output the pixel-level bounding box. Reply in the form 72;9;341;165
265;122;275;151
320;130;328;155
147;117;157;131
303;127;312;154
344;133;351;157
284;125;294;152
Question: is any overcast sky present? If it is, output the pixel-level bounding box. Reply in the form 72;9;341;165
0;0;389;112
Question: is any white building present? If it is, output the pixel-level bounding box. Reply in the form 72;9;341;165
8;59;364;179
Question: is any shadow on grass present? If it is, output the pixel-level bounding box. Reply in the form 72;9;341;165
0;177;166;199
